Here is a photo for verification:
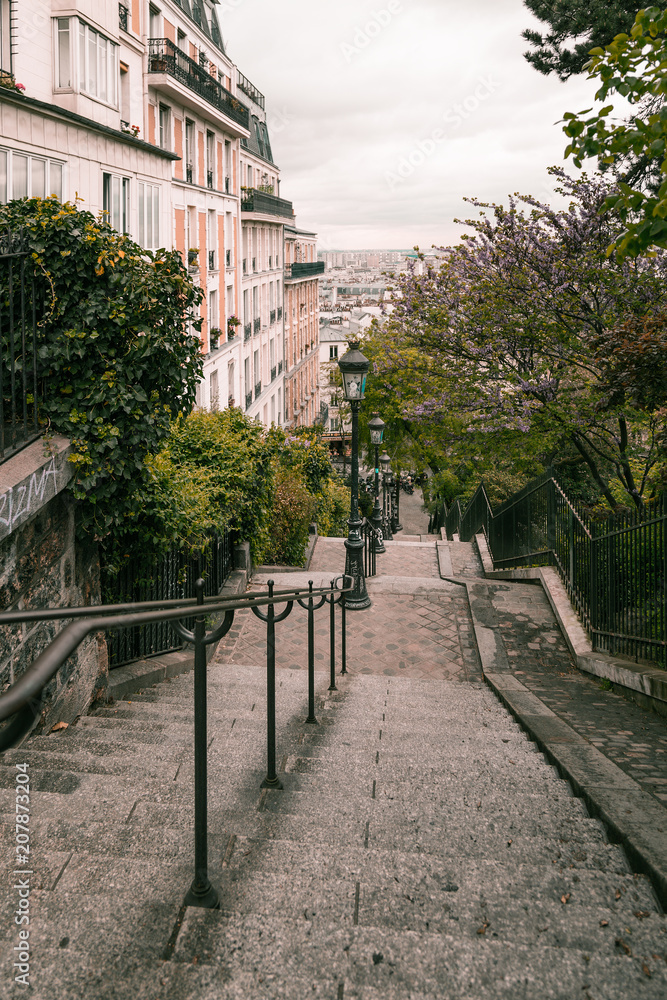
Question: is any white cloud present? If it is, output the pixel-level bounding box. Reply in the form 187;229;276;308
221;0;631;248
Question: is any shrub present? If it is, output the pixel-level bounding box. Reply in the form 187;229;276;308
260;467;315;566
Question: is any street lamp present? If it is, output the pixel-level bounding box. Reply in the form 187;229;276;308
368;413;386;554
338;340;371;610
380;450;393;542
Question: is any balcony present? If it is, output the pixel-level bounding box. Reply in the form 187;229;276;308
255;382;262;400
119;3;129;32
225;176;230;193
285;262;326;280
270;309;276;325
271;366;277;382
241;189;294;221
226;249;232;267
277;306;282;321
253;317;260;334
148;39;250;131
207;169;214;190
244;323;251;342
242;259;247;275
208;250;216;271
237;70;265;110
278;360;283;374
186;164;193;184
245;391;253;410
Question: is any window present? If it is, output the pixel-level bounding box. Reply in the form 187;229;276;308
209;289;218;334
185;119;195;183
103;173;130;234
149;5;161;40
329;345;338;360
159;105;171;150
138;181;160;248
0;0;11;73
206;131;215;189
0;150;63;203
177;28;186;50
210;369;219;411
55;18;118;105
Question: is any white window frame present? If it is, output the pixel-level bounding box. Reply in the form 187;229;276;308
0;148;64;203
103;173;130;234
54;17;118;107
138;181;160;249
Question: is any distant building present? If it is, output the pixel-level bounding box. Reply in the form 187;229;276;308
284;226;325;427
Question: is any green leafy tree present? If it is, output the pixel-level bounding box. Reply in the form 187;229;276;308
563;6;667;257
523;1;642;79
0;198;203;551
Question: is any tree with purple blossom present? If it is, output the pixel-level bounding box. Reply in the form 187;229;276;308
364;169;667;511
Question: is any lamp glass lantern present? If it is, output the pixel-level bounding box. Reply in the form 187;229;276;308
338;341;369;402
380;450;391;474
369;413;385;447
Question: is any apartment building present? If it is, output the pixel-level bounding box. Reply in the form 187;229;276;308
284;225;324;428
0;0;323;428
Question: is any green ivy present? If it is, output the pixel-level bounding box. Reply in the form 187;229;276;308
0;198;203;555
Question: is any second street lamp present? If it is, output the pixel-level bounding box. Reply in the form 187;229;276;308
368;413;386;554
380;450;393;542
338;340;371;610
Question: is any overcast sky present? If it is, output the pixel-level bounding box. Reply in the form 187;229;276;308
221;0;620;250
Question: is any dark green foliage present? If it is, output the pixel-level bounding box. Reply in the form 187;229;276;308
0;198;203;553
260;467;315;566
522;0;641;79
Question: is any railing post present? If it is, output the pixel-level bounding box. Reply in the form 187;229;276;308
568;506;575;589
329;577;337;691
184;579;219;910
340;592;347;675
298;581;325;725
252;581;293;790
546;477;556;563
590;526;598;651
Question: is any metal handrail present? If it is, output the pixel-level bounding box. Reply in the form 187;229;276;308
0;575;352;911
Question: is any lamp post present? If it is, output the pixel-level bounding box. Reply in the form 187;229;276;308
393;471;403;532
368;413;386;554
338;340;371;610
380;450;393;542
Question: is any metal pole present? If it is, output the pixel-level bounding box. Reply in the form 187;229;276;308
263;580;282;789
383;470;393;542
394;474;402;532
340;595;347;675
329;577;337;690
305;582;318;724
344;400;371;609
184;579;220;910
371;441;385;552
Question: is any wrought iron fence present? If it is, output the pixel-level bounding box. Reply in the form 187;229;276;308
363;518;379;578
0;231;44;463
447;474;667;669
102;530;234;668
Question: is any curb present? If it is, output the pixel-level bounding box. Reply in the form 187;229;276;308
463;576;667;910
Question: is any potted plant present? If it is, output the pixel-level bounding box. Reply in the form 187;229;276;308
0;73;25;94
188;248;199;269
227;315;240;339
209;327;222;349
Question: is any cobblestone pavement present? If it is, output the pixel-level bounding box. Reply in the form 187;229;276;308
490;581;667;806
309;535;440;579
394;486;430;536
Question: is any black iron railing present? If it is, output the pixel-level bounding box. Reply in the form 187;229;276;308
119;3;129;31
270;309;276;325
241;190;294;220
363;518;380;578
245;391;252;410
0;231;44;463
244;323;251;342
0;576;351;911
446;473;667;668
285;262;325;280
237;70;265;109
208;250;215;270
277;306;283;321
271;366;276;382
102;530;234;668
253;317;261;334
254;381;261;400
278;360;283;374
148;39;249;130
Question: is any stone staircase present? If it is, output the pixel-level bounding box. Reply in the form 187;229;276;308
1;649;665;999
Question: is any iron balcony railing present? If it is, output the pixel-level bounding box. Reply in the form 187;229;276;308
271;366;276;382
285;262;325;280
277;306;283;321
244;323;251;342
208;250;216;270
0;230;44;463
278;360;283;374
241;190;294;221
225;176;230;193
270;309;276;325
226;249;231;267
444;473;667;669
253;317;261;334
118;3;129;31
245;391;252;410
0;576;351;912
254;381;262;400
237;70;265;109
242;259;247;274
148;39;250;130
207;169;214;189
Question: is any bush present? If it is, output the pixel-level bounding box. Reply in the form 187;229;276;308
315;477;350;537
260;467;315;566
